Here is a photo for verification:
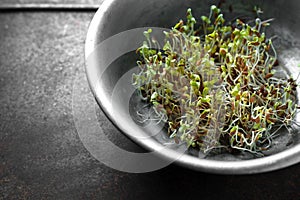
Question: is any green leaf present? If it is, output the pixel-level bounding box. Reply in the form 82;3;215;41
150;92;158;101
231;83;240;97
202;87;209;97
253;123;261;129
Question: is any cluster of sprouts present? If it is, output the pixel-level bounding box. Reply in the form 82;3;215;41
132;6;298;155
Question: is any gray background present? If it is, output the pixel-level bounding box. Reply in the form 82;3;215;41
0;1;300;199
1;0;100;4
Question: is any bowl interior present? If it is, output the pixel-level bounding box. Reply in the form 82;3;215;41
86;0;300;173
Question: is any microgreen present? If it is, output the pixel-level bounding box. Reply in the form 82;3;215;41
132;5;299;155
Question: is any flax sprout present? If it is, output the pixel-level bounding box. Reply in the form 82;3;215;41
132;6;299;155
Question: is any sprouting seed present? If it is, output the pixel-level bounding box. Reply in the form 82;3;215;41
132;5;299;156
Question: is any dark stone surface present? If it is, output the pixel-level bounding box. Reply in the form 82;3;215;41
0;0;101;4
0;10;300;200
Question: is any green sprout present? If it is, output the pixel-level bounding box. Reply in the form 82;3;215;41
132;5;299;156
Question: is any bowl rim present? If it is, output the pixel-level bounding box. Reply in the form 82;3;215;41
85;0;300;174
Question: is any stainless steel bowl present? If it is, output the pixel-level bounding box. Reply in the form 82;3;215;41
85;0;300;174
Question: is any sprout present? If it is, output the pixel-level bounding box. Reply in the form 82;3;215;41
132;6;299;156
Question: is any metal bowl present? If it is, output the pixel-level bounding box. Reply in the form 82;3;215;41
85;0;300;174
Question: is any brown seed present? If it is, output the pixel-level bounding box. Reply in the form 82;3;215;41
231;102;235;111
250;96;256;103
263;90;268;97
200;113;208;119
220;48;227;56
278;104;287;110
259;147;268;151
251;41;260;46
254;117;260;123
230;130;237;136
265;73;273;79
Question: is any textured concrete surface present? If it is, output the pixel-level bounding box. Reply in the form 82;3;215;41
1;9;300;200
0;0;101;4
